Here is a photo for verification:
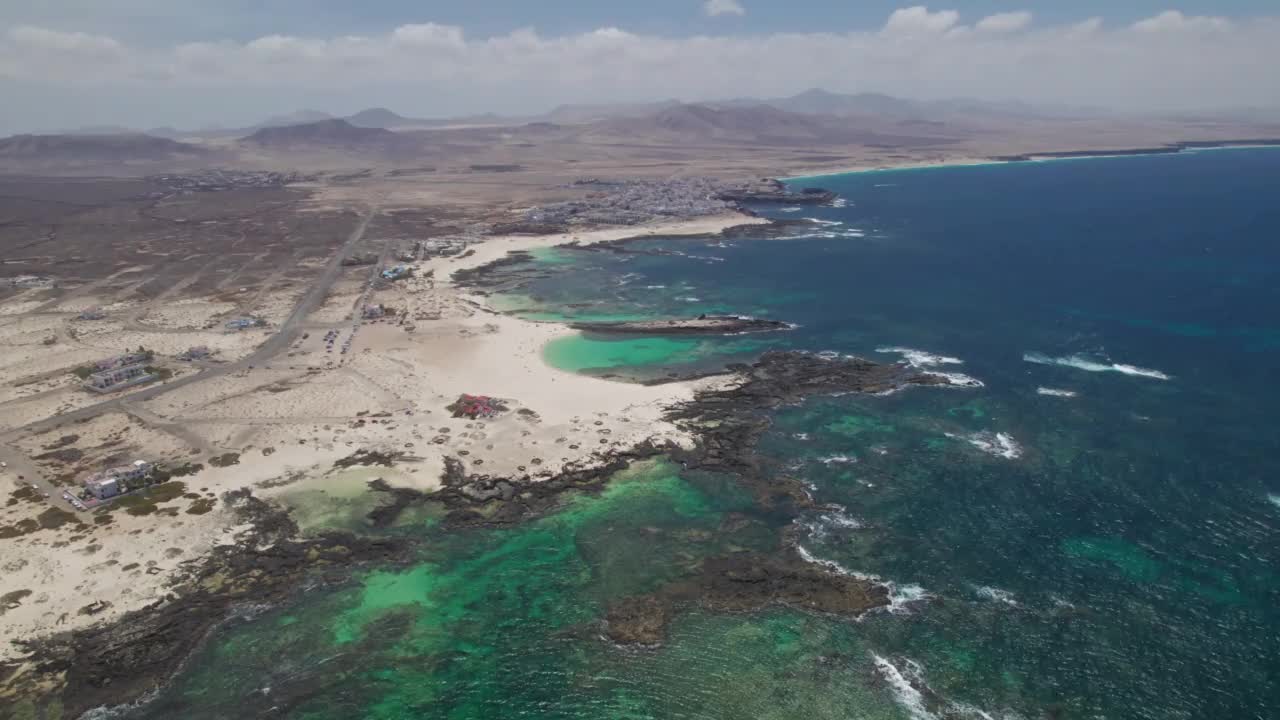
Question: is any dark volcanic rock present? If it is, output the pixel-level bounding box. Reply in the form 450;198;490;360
5;490;408;719
570;315;792;336
666;350;948;477
605;551;890;646
714;179;837;205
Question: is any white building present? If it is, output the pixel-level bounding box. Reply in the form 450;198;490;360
83;461;153;500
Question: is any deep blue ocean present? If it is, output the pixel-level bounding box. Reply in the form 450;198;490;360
127;149;1280;720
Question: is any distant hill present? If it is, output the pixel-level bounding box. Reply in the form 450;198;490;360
544;100;683;124
239;118;416;152
771;89;923;118
255;109;334;129
583;103;957;147
0;133;211;164
345;108;418;128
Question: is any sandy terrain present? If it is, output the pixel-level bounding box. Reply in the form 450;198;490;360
0;211;758;662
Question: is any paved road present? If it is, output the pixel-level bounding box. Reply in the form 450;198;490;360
1;207;378;498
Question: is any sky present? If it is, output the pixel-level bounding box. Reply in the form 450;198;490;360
1;1;1278;133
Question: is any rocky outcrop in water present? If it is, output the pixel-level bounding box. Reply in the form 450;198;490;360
570;315;792;336
605;551;890;646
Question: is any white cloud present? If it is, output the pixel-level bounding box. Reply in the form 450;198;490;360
883;6;961;35
1133;10;1231;33
976;11;1032;33
1;7;1278;132
704;0;745;18
8;25;121;56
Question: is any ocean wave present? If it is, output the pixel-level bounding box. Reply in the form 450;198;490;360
797;508;864;543
643;284;666;289
1268;493;1280;510
1036;387;1078;398
1023;352;1172;380
946;431;1023;459
926;371;985;389
974;585;1020;607
771;228;867;241
795;545;930;615
778;206;803;213
818;454;857;465
805;218;844;226
877;346;964;368
832;197;849;208
872;654;1021;720
675;296;701;302
872;655;934;720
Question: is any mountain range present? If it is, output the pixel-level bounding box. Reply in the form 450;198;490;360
54;89;1116;139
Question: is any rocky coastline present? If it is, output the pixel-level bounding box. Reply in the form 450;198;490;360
0;347;969;717
0;492;411;720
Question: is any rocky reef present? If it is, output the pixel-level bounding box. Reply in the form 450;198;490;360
569;315;792;336
714;179;837;205
605;551;890;646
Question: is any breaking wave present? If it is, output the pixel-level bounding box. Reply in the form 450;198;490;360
1268;493;1280;510
872;654;1022;720
877;346;964;368
778;206;803;213
1023;352;1172;380
795;546;930;615
946;431;1023;459
872;347;983;387
926;371;985;389
974;585;1020;607
771;227;867;241
1036;387;1078;398
818;454;857;465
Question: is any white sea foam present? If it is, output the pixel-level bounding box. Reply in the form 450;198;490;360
877;346;964;367
947;431;1024;459
873;655;935;720
795;546;931;615
793;432;811;441
675;296;701;302
772;228;866;241
796;545;861;577
643;284;666;289
832;197;849;207
974;585;1020;607
778;206;803;213
872;654;1017;720
798;508;865;542
1269;493;1280;509
1036;387;1078;398
926;371;985;389
1023;352;1172;380
806;218;844;226
818;454;858;465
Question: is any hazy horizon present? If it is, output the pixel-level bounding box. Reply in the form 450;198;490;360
2;3;1279;135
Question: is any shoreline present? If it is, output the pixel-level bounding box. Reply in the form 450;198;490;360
0;212;763;668
782;141;1280;181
